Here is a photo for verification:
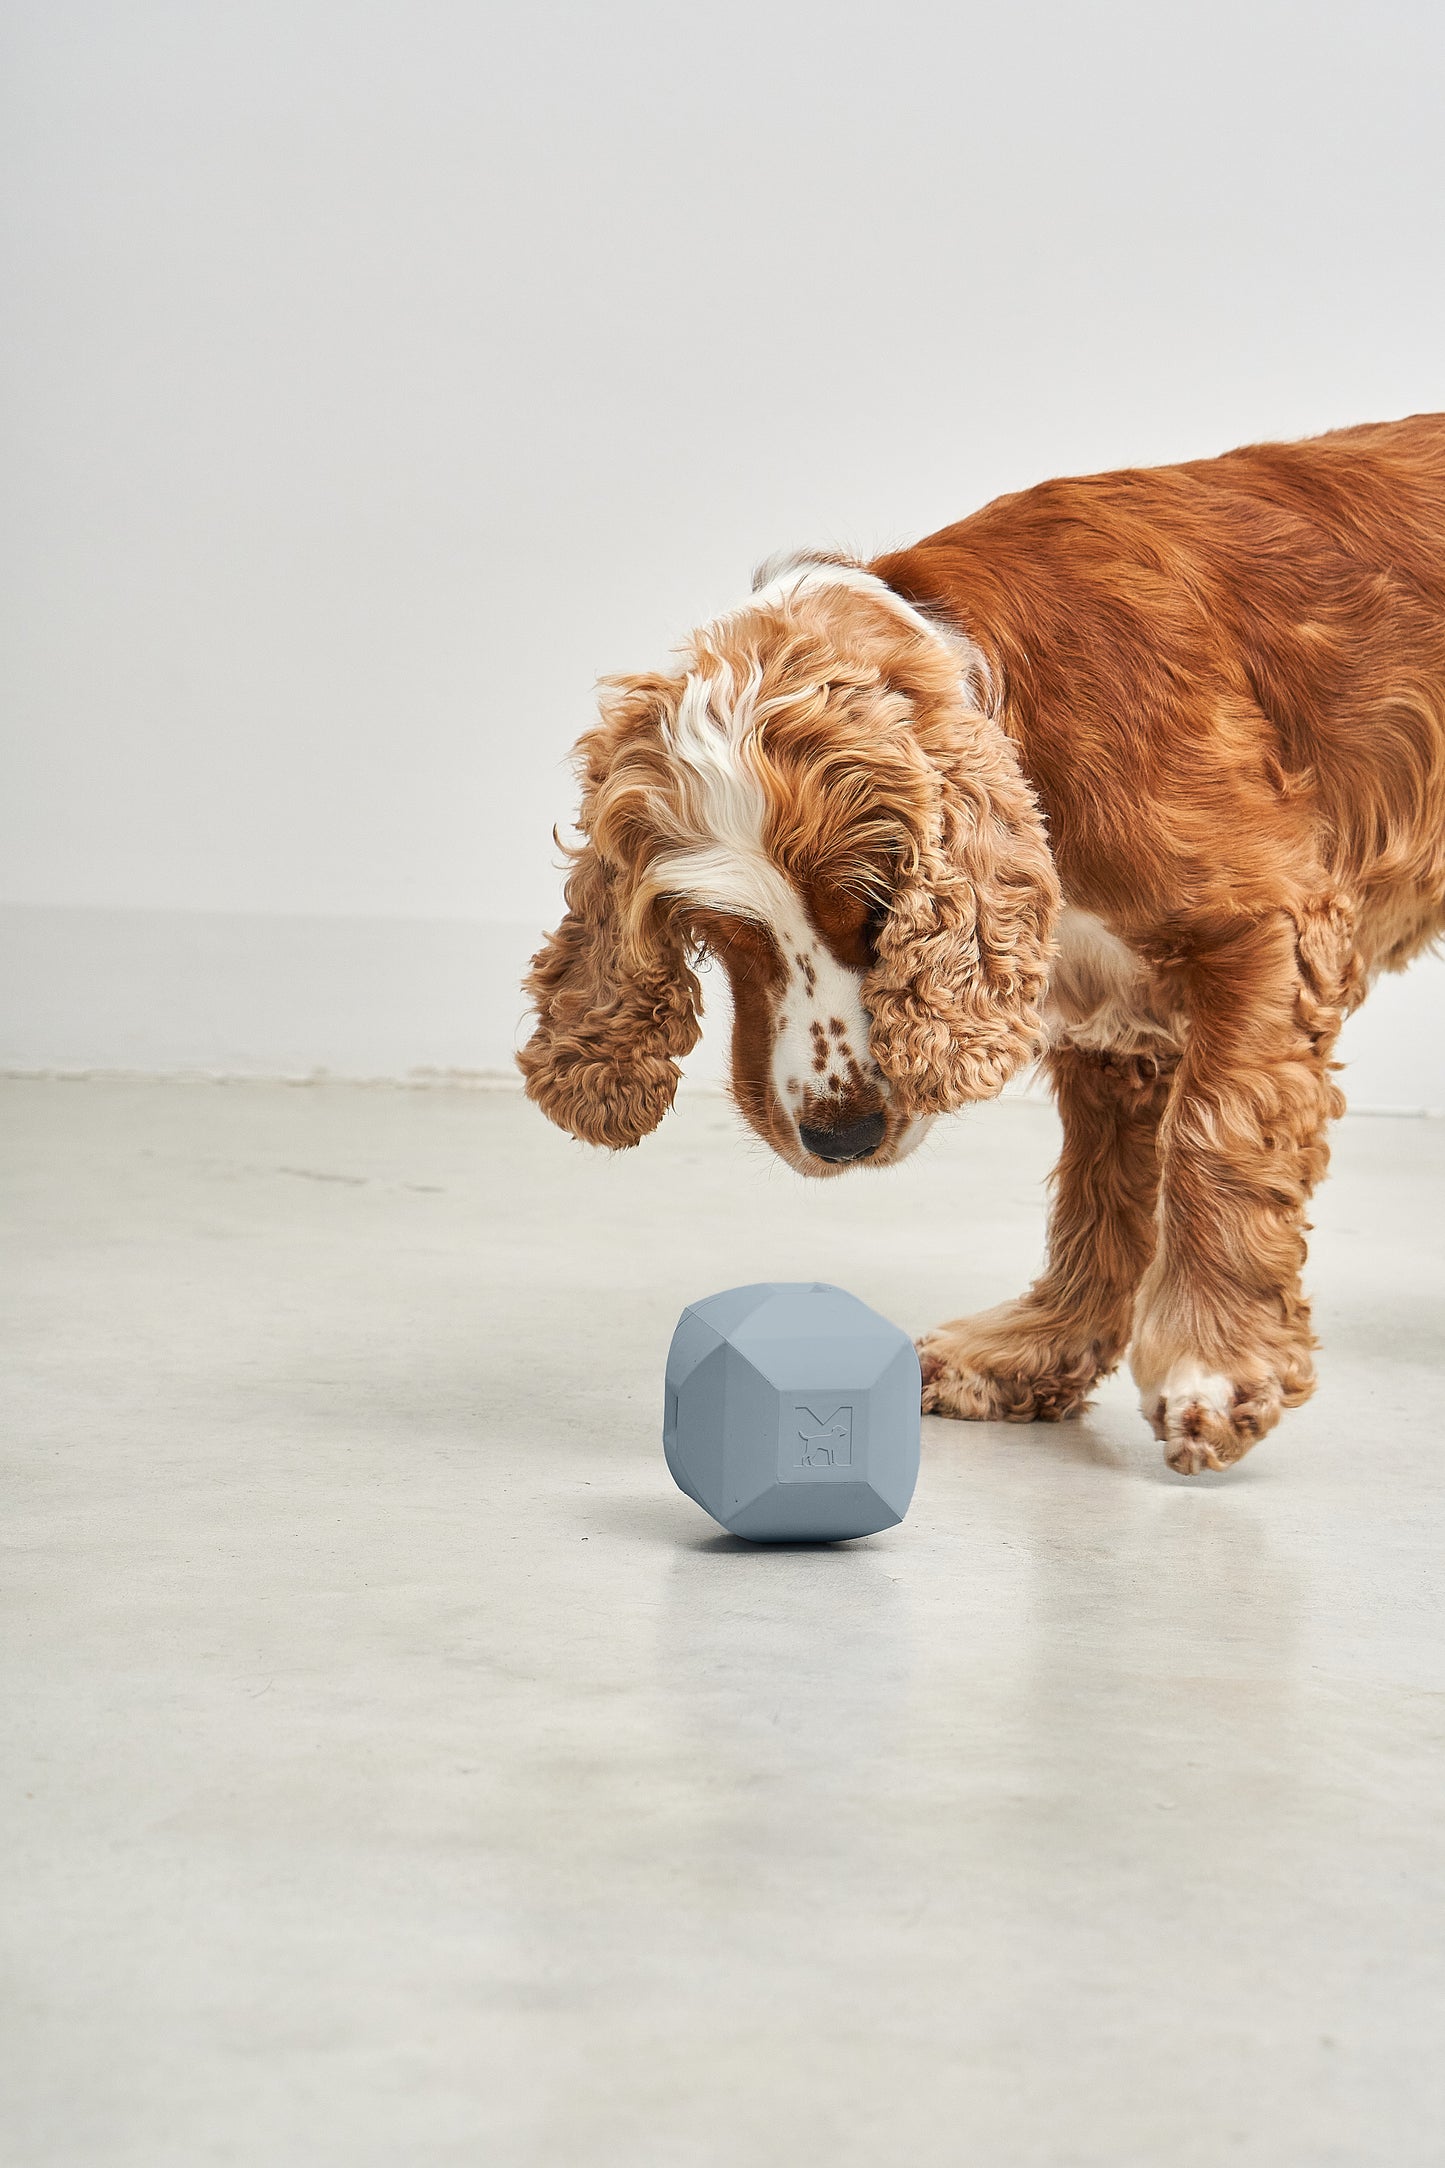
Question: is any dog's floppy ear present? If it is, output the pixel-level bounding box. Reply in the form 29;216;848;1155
518;850;701;1148
864;709;1060;1113
518;679;702;1148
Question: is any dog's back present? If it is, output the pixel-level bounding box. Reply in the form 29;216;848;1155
876;414;1445;973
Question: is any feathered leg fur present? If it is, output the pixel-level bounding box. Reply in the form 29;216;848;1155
919;1044;1176;1422
1131;902;1352;1472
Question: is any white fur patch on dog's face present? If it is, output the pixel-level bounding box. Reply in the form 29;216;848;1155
651;665;794;930
764;902;877;1129
651;666;882;1133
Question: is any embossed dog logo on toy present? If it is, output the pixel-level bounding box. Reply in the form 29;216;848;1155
795;1405;853;1467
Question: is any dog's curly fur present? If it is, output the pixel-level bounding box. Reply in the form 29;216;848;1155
864;706;1059;1114
521;415;1445;1472
517;677;705;1146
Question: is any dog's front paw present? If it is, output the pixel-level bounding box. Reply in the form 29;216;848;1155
1145;1364;1285;1474
918;1304;1105;1424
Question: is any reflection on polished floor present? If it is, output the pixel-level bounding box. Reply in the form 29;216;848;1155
4;1078;1443;2166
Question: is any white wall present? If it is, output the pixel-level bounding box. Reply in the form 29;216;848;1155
1;0;1442;1101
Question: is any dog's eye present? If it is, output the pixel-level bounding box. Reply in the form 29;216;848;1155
682;907;742;966
803;881;883;969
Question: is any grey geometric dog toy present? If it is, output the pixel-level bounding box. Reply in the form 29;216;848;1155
663;1282;921;1543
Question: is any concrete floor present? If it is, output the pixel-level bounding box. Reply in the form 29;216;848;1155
3;1078;1444;2168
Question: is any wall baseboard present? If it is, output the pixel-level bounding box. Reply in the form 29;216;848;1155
0;905;548;1082
1;904;1439;1111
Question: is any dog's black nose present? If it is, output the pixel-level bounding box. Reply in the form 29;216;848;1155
799;1112;886;1164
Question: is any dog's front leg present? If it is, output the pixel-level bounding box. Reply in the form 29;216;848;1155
1131;904;1351;1474
919;1042;1177;1422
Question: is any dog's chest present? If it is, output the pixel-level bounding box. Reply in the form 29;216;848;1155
1042;908;1183;1055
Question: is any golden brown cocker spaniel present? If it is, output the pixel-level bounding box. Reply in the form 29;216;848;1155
520;415;1445;1473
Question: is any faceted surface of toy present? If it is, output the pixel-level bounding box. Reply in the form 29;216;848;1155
663;1282;922;1542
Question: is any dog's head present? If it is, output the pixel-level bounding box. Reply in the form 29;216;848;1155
518;562;1059;1176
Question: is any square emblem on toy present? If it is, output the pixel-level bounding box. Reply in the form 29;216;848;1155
784;1401;856;1478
